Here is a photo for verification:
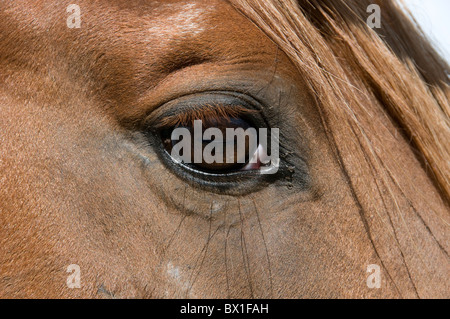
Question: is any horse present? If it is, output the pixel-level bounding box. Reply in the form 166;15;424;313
0;0;448;298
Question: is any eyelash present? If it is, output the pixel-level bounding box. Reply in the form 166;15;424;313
152;103;258;130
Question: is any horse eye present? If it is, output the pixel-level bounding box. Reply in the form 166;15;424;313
160;117;263;174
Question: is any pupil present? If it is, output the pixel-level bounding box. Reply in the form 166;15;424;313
161;117;258;173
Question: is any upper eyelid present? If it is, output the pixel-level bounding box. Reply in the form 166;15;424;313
152;104;258;129
143;92;266;130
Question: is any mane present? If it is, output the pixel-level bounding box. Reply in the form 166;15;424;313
229;0;450;202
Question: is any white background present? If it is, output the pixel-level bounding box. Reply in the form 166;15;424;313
404;0;450;63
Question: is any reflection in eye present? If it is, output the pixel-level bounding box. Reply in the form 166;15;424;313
160;116;265;174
